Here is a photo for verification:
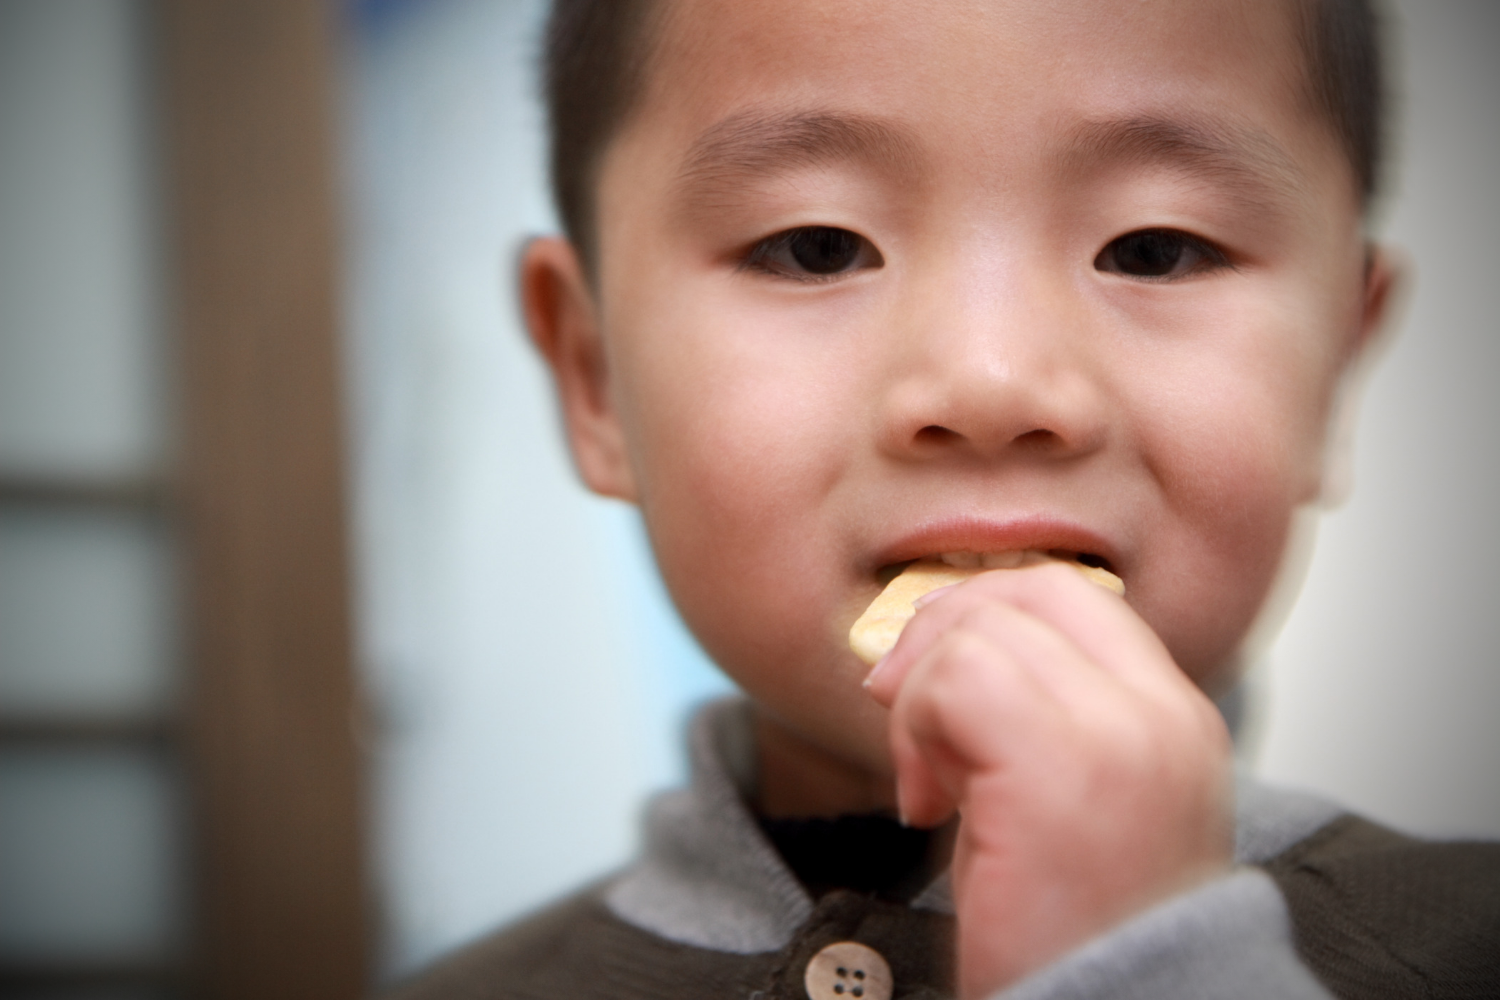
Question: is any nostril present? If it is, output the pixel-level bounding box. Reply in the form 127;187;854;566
915;425;960;446
1015;428;1062;448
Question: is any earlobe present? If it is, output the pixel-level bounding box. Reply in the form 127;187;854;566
519;236;638;502
1355;244;1405;363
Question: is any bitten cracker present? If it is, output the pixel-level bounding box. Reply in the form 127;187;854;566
848;557;1125;666
848;562;981;666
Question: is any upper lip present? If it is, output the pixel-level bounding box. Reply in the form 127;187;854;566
868;514;1121;577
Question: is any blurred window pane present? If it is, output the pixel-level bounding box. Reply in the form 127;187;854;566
0;746;184;962
0;508;175;720
0;0;165;480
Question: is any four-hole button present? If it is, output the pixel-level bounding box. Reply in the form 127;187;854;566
804;940;892;1000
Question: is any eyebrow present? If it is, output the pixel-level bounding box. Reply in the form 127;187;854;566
675;110;924;199
1062;115;1309;208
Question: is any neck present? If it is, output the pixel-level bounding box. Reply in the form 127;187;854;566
752;708;897;819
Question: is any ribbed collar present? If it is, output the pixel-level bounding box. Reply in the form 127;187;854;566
605;698;1340;954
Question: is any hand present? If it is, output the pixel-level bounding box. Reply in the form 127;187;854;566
864;562;1234;998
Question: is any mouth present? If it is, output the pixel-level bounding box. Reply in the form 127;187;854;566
876;548;1117;585
851;547;1126;665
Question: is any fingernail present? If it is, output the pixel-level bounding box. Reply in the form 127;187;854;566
862;653;891;689
912;584;956;609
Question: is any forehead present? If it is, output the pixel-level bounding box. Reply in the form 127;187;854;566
612;0;1340;209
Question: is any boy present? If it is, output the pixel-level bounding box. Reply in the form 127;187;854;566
391;0;1500;997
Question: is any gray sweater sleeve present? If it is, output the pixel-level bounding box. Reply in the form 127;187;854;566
994;869;1332;1000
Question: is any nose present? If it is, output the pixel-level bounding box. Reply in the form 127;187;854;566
876;263;1108;464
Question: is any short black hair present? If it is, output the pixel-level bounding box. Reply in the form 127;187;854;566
543;0;656;269
1301;0;1386;204
543;0;1386;265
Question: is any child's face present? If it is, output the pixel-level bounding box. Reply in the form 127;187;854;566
532;0;1391;780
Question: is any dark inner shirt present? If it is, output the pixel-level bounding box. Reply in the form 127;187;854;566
758;813;953;902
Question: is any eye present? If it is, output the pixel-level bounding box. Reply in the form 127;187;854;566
1094;228;1229;279
742;226;883;280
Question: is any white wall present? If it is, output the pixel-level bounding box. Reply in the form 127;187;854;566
345;0;728;978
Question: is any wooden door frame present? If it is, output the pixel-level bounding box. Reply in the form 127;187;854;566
158;1;370;995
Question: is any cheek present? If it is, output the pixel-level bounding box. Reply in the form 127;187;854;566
610;291;861;669
1128;321;1338;683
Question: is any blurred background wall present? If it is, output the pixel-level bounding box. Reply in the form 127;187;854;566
1;0;1497;995
345;0;731;976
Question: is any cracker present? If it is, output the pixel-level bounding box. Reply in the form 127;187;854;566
848;558;1125;666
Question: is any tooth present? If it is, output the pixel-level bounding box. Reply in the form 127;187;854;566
980;551;1023;569
941;552;981;568
1018;549;1050;566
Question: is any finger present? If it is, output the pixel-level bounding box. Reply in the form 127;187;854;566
863;574;998;707
937;599;1127;711
889;710;957;828
890;626;1060;824
898;562;1182;700
864;568;1073;709
865;567;1106;708
863;622;927;709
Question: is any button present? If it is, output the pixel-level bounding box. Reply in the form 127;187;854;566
804;940;892;1000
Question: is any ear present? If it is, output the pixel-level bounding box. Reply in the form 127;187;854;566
1319;243;1408;507
520;236;638;502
